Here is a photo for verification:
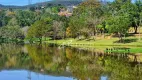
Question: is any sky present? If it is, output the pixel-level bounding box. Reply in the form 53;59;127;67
0;0;51;6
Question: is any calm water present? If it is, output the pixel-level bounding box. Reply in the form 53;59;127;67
0;43;142;80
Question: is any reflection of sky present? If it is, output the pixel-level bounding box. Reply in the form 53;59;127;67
0;70;73;80
101;76;108;80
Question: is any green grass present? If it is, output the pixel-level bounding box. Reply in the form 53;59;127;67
104;48;142;54
24;36;142;54
47;37;142;46
47;37;142;54
130;48;142;53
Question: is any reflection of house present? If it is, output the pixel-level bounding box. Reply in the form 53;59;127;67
58;6;77;17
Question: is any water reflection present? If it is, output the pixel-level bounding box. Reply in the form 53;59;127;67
0;70;73;80
0;43;142;80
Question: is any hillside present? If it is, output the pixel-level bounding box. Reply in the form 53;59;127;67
0;4;25;9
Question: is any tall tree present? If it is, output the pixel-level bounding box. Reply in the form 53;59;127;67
107;14;130;42
27;19;52;43
52;21;64;39
16;10;36;27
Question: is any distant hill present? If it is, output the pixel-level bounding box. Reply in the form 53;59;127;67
0;4;25;9
0;1;82;9
46;0;82;6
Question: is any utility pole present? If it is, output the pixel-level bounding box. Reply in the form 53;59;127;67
104;0;107;4
29;0;32;5
28;0;32;9
41;0;46;9
27;71;31;80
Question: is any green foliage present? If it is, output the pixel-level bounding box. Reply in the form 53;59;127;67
0;25;23;39
52;20;64;39
107;15;130;34
106;14;130;41
69;15;86;37
27;19;52;40
69;0;105;38
0;0;142;42
8;18;18;26
15;10;36;27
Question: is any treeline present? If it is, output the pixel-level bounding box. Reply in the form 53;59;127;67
0;0;142;43
0;4;66;42
68;0;142;41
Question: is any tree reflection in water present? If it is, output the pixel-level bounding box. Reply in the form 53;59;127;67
0;43;142;80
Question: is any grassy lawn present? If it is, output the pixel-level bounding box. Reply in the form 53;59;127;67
47;27;142;47
47;37;142;54
48;37;142;46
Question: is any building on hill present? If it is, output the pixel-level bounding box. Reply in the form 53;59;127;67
67;6;77;13
58;5;77;17
67;6;73;13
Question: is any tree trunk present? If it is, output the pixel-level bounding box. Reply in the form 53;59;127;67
124;34;126;44
53;32;56;40
134;26;138;34
139;26;141;41
77;32;80;39
95;27;97;40
120;36;123;43
118;32;123;43
102;31;105;39
139;19;141;41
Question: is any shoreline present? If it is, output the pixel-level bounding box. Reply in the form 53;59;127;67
47;39;142;47
47;38;142;54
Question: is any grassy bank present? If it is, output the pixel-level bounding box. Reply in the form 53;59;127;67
48;37;142;46
47;37;142;53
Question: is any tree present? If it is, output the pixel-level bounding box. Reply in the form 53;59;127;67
107;14;130;42
66;27;72;37
118;1;136;33
69;0;105;39
27;19;52;43
134;0;142;34
16;10;36;27
69;15;86;38
109;0;141;34
59;16;70;39
0;25;23;42
86;16;104;39
0;10;5;27
8;18;18;26
138;11;142;40
29;7;36;12
52;21;64;39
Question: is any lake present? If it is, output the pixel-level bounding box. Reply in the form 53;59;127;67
0;43;142;80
